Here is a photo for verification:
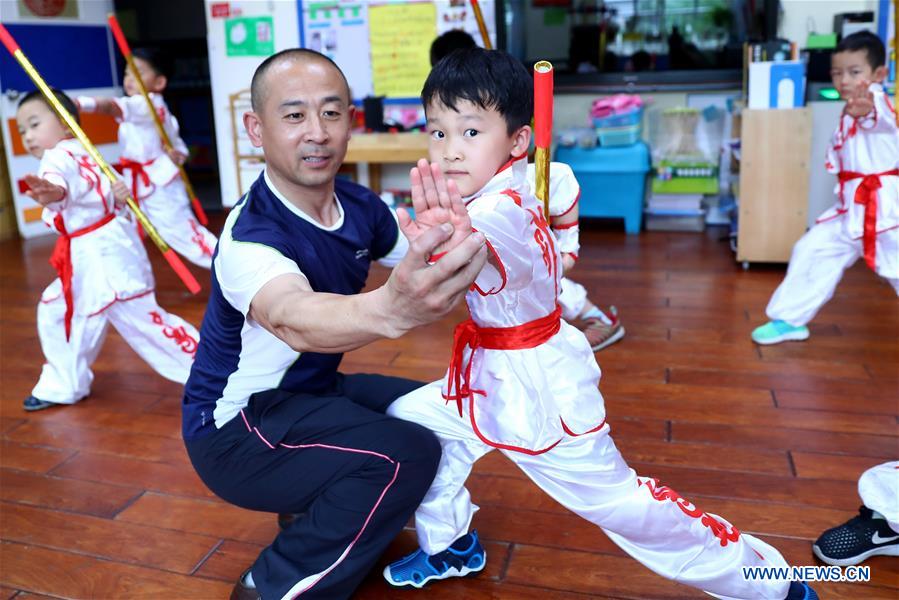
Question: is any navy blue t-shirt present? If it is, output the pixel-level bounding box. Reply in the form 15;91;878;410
182;171;404;439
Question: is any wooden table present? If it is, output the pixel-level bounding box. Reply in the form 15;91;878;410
343;132;429;193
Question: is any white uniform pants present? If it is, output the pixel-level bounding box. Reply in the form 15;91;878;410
558;277;588;321
388;388;790;599
767;219;899;327
140;179;217;269
859;462;899;534
31;282;199;404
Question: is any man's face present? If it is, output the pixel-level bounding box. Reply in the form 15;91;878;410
245;59;353;191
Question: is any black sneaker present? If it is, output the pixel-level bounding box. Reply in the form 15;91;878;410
23;396;58;412
813;506;899;566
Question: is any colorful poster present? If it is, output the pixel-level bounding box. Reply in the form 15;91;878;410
226;16;274;56
435;0;496;47
369;2;436;98
301;1;372;99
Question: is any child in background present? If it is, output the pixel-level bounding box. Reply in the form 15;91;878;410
813;462;899;566
752;31;898;345
76;47;218;269
383;48;816;600
17;89;200;412
431;29;624;351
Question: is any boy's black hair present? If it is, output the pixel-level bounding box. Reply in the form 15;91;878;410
422;48;532;135
132;46;174;80
430;29;477;66
835;31;886;69
18;88;80;125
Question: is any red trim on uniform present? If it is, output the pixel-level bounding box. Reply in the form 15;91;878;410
471;238;507;296
188;218;214;257
442;305;562;417
495;152;528;175
838;168;899;270
553;220;579;230
49;212;116;341
86;288;154;317
148;310;198;357
499;188;523;206
568;252;578;262
468;393;563;455
815;209;848;225
555;188;581;218
560;417;607;437
120;156;157;202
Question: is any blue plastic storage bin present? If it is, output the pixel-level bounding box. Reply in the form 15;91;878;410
598;123;642;147
555;142;650;234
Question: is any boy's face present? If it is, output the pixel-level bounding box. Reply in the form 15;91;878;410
830;50;886;99
426;99;530;197
16;99;68;159
124;57;166;96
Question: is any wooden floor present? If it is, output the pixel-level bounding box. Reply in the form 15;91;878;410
1;217;897;599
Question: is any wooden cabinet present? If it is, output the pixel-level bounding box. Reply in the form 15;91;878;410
737;108;812;265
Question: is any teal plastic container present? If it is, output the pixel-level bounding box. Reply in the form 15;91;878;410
555;142;650;234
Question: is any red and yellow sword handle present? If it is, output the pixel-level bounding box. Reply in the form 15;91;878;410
107;14;208;226
533;61;554;219
470;0;492;50
0;24;201;294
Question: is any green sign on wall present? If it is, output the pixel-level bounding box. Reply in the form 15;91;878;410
226;16;274;57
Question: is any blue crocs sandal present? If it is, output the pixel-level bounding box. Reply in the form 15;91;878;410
383;530;486;589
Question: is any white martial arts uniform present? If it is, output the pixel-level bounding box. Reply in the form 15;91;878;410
859;461;899;534
30;138;200;405
767;84;899;326
112;93;217;268
527;161;590;321
388;156;790;599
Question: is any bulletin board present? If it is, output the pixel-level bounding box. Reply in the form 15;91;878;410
298;0;497;102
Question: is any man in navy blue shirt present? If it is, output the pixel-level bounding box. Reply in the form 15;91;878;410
183;49;486;600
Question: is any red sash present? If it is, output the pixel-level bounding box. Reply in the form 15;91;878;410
443;305;562;416
838;168;899;270
49;213;116;341
119;157;155;202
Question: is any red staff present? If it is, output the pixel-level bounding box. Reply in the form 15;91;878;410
107;14;209;225
0;23;201;295
533;60;554;219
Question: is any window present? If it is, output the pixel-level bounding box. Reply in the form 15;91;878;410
520;0;755;76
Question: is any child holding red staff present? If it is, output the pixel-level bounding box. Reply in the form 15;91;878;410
382;48;816;600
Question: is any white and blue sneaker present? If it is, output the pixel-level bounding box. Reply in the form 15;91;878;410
383;530;486;588
751;320;810;345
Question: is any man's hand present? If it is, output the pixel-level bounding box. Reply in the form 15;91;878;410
22;174;65;206
111;180;130;209
382;218;487;335
846;80;874;118
165;147;187;166
398;159;471;257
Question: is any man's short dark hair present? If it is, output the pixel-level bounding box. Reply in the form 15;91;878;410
132;46;174;80
18;88;80;125
250;48;350;111
430;29;477;67
835;31;886;69
421;48;532;135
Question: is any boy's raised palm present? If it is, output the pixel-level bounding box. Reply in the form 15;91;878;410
846;80;875;118
23;174;65;206
399;159;472;258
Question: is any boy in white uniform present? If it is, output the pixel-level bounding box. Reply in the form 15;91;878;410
76;47;217;269
17;89;200;412
752;31;898;345
383;48;817;600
